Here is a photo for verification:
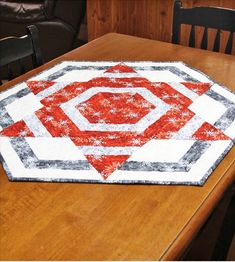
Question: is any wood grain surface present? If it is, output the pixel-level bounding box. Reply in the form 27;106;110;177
0;33;234;260
87;0;235;54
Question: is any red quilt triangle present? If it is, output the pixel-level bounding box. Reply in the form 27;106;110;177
105;63;137;73
193;122;231;140
85;155;130;179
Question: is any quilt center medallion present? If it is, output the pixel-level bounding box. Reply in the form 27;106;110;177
76;92;156;124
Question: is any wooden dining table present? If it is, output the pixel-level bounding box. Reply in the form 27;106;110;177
0;33;234;260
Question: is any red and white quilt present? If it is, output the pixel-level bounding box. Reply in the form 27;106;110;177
0;61;234;185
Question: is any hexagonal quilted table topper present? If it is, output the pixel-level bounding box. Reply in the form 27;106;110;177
0;62;234;185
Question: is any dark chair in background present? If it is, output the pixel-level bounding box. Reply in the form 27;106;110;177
172;0;235;54
0;0;87;63
0;25;43;84
212;189;235;260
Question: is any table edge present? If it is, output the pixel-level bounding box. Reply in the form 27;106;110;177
161;159;235;260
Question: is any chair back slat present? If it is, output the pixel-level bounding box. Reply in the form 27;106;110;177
213;30;221;52
189;25;196;47
200;27;208;50
7;64;13;80
225;32;233;54
19;59;26;75
172;0;235;54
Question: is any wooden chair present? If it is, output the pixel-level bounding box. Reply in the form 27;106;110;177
212;186;235;260
0;25;43;83
172;0;235;54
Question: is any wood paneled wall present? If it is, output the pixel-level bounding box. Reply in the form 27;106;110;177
87;0;235;54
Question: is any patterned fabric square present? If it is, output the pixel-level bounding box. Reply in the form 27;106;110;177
0;61;234;185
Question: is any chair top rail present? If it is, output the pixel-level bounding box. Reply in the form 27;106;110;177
178;6;235;32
